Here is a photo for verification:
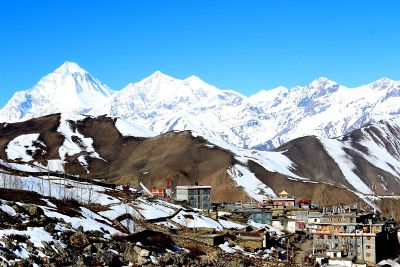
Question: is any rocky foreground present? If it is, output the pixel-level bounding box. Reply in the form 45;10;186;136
0;182;288;267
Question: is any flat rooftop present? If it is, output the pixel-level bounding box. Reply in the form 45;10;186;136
176;185;211;189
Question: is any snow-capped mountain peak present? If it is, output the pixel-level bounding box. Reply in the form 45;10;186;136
54;61;88;75
138;70;176;86
183;75;207;85
369;77;398;90
0;62;113;122
307;77;339;91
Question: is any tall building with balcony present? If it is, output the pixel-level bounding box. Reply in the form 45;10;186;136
310;221;398;264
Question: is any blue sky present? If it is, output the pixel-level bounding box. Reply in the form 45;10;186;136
0;0;399;107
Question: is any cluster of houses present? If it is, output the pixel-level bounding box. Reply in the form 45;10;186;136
220;190;399;266
139;183;399;266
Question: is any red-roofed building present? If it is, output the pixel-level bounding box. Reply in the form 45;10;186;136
298;199;312;209
150;188;165;197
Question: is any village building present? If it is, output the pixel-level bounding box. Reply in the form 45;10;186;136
298;199;312;209
270;190;295;207
310;221;398;264
236;235;264;251
319;212;357;224
149;188;165;197
230;207;273;225
175;185;211;210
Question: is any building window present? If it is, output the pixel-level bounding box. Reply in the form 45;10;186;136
366;245;371;249
366;253;371;258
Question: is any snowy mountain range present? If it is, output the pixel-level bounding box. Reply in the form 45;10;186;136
1;61;400;151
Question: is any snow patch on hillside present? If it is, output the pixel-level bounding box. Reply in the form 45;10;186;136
115;118;156;137
6;133;44;161
0;227;59;249
319;138;373;194
228;164;276;202
57;115;103;162
171;210;223;230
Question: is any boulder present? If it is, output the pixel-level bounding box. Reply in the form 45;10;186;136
122;243;138;263
139;248;150;257
24;205;44;217
69;232;89;248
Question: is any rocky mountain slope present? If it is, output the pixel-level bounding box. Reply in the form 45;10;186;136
1;114;400;208
276;120;400;196
1;62;400;150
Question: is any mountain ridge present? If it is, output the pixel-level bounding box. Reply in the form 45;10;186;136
1;62;400;151
1;113;400;209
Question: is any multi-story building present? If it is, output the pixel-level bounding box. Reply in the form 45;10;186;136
175;185;211;210
310;221;398;264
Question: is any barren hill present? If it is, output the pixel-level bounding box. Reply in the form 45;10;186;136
1;114;400;208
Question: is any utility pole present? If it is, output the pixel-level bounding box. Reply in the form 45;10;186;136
47;166;51;197
312;233;315;255
286;237;289;264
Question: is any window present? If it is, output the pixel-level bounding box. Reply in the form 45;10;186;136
366;253;371;258
366;245;371;249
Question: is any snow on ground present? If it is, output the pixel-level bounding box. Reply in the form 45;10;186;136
171;210;223;230
246;150;306;181
155;221;179;229
0;227;59;248
319;137;373;194
5;133;44;161
219;241;245;253
191;131;310;201
192;130;303;182
57;114;104;162
121;218;139;232
99;203;141;221
41;205;118;234
227;164;275;202
247;220;284;236
0;202;17;216
0;170;242;231
356;127;400;178
115;118;156;137
0;174;120;206
0;160;40;172
133;197;177;220
378;259;400;266
218;219;246;229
